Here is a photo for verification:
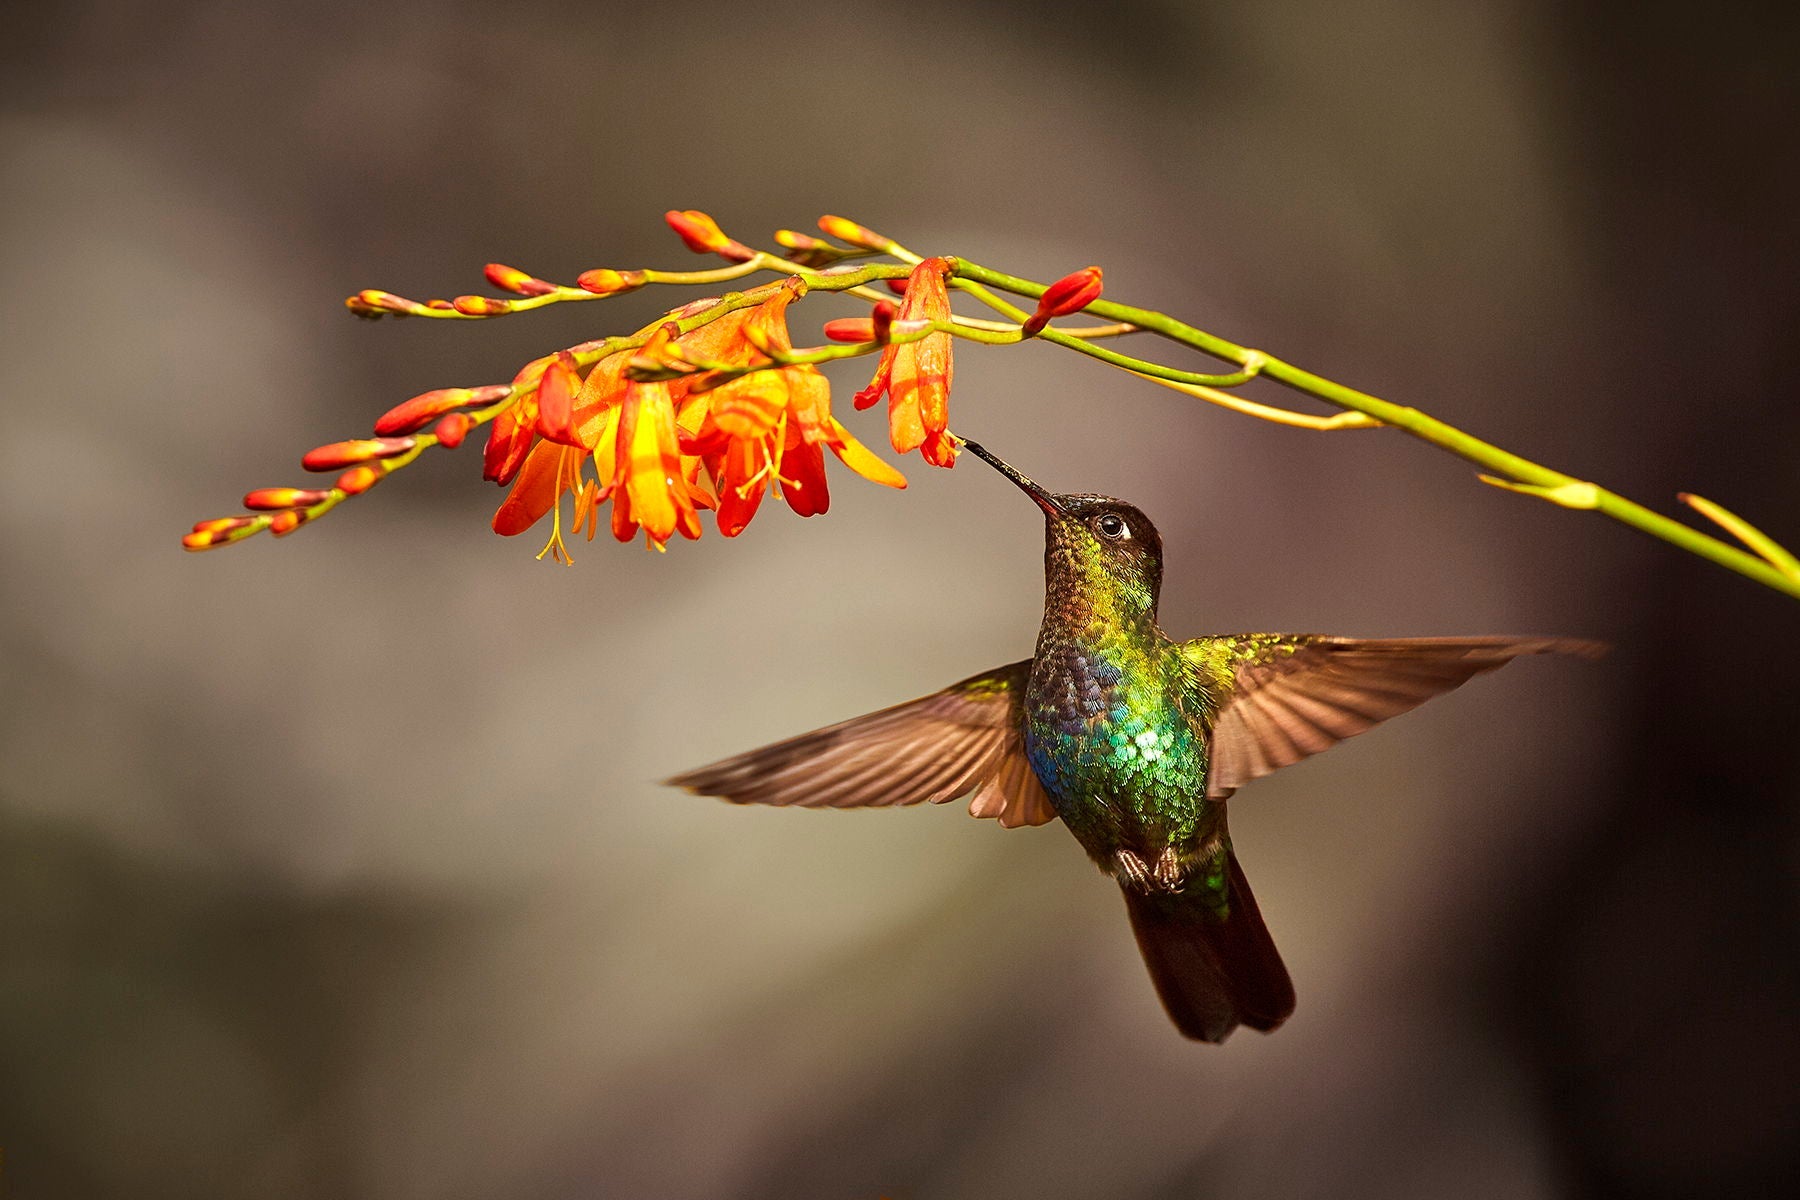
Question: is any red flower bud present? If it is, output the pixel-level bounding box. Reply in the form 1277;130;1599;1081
883;277;909;296
337;467;378;495
824;318;876;343
269;509;309;536
535;352;583;446
871;299;896;343
1021;266;1103;336
433;412;471;448
452;294;513;316
483;263;557;296
301;437;416;472
482;408;533;485
665;210;755;262
576;268;647;295
243;487;331;511
376;387;477;435
824;298;897;344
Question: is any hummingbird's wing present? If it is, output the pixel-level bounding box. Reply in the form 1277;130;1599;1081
1185;635;1604;799
666;661;1059;828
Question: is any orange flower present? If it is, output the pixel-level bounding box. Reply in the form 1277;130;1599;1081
682;284;905;536
854;257;957;467
493;327;716;555
489;285;903;555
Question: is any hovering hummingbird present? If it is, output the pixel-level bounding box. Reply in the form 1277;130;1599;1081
669;442;1602;1042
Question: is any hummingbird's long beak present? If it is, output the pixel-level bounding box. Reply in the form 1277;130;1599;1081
961;440;1064;515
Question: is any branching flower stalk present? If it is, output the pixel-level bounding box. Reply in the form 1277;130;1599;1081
184;210;1800;601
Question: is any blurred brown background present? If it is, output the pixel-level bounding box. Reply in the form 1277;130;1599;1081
3;1;1798;1197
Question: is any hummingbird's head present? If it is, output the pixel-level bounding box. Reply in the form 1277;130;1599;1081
961;441;1165;625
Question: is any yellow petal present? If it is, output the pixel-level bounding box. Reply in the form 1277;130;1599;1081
828;418;907;489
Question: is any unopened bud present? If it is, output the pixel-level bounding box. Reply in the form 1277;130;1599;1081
337;466;378;495
243;487;331;510
453;294;513;316
346;289;424;317
269;510;309;536
774;229;852;268
1021;266;1104;336
376;387;478;436
482;409;533;485
817;215;888;251
301;437;416;472
484;263;557;296
191;516;254;535
823;318;876;343
576;268;647;295
665;210;755;262
775;229;831;253
871;299;896;343
536;353;582;446
182;516;264;551
825;300;896;344
433;412;471;448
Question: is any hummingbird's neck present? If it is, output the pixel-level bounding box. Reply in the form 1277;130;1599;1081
1042;541;1161;643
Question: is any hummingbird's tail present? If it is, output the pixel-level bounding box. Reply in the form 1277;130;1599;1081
1122;850;1295;1043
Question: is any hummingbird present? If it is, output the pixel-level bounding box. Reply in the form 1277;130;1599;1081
668;442;1602;1042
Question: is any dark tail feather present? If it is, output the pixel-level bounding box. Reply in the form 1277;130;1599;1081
1122;850;1295;1042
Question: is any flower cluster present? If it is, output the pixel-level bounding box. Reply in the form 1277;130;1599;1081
178;207;1800;603
488;283;905;559
186;212;1113;559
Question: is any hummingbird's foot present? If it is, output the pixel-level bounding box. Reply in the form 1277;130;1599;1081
1113;848;1156;892
1113;846;1203;893
1154;847;1186;891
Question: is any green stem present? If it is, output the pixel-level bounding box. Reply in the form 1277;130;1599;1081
947;258;1800;601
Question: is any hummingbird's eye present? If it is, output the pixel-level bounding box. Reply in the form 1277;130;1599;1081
1094;512;1129;540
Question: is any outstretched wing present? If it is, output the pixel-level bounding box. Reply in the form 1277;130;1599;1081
1183;635;1605;800
666;661;1058;828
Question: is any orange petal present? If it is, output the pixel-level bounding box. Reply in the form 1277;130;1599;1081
921;427;960;468
591;404;623;490
482;402;536;484
572;354;628;450
714;438;766;537
786;367;833;442
827;418;907;489
897;331;952;437
781;438;829;518
610;481;638;543
621;384;684;543
853;345;896;411
744;285;801;355
711;373;787;439
492;440;571;536
885;349;928;454
673;307;755;367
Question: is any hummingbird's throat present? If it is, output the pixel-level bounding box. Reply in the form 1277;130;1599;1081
1043;538;1159;633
